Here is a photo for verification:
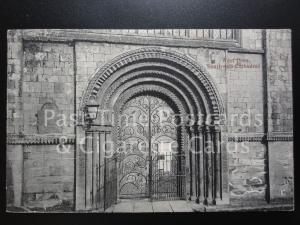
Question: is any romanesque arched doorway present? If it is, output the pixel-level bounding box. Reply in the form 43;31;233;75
75;47;228;211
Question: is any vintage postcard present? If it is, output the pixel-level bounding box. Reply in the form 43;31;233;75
6;29;294;212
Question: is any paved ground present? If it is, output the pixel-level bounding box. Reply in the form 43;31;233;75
191;203;294;212
6;200;293;213
104;199;293;213
104;199;194;213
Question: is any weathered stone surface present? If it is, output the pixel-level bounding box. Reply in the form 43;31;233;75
267;30;292;132
22;41;74;135
7;30;24;135
269;142;294;202
22;145;74;208
228;142;267;201
241;29;263;50
37;102;62;134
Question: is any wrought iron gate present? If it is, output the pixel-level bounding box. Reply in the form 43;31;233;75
117;95;185;200
88;131;117;211
151;152;185;200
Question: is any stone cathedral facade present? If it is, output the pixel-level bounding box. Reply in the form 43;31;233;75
6;29;294;212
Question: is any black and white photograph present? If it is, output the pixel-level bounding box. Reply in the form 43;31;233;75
6;29;294;213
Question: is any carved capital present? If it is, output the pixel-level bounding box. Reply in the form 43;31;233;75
197;125;205;133
189;124;201;134
204;124;212;133
212;125;221;133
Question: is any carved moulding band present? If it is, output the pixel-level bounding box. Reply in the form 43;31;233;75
108;78;194;117
267;133;293;142
6;134;75;145
227;133;293;142
81;47;224;116
227;135;264;142
114;85;186;116
101;69;204;115
96;61;210;113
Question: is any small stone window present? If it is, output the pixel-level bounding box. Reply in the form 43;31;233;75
37;102;62;134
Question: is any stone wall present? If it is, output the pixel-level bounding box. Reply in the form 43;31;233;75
23;145;74;209
241;29;263;50
269;142;294;202
75;42;141;112
228;142;266;202
266;29;293;133
7;32;76;209
266;29;293;203
218;52;263;133
7;31;24;207
22;41;74;134
21;41;75;209
7;30;23;134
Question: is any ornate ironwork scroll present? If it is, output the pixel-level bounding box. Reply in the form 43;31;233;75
117;95;185;199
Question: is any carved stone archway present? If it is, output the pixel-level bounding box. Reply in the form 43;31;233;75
75;47;228;211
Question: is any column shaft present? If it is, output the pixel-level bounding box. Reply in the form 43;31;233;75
204;125;213;205
85;132;93;209
211;127;217;205
198;125;205;204
196;125;204;203
194;129;199;203
99;131;105;209
213;126;221;201
92;131;99;208
191;127;197;201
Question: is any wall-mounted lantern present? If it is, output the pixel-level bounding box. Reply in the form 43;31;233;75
84;99;100;126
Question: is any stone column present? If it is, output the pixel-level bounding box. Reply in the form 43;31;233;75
184;126;191;200
85;132;93;209
193;125;199;203
190;124;201;204
196;125;205;204
75;125;86;210
99;131;106;208
204;124;213;205
104;130;112;206
209;124;221;205
92;131;99;208
189;126;196;201
212;125;221;202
